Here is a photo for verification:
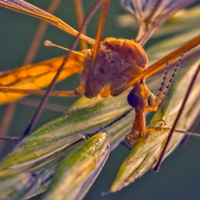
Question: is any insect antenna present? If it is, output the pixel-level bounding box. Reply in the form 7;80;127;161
0;0;61;156
154;63;200;171
0;0;104;162
112;35;200;96
154;54;184;108
153;63;169;105
0;0;103;97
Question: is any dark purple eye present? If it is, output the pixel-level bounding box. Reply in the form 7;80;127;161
127;90;141;108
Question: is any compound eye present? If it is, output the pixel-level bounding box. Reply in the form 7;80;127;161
127;90;141;108
148;93;155;107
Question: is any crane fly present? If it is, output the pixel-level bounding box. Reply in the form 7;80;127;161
0;0;199;198
0;1;199;141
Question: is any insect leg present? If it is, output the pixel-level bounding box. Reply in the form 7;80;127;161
154;63;200;171
112;35;200;96
153;54;184;109
73;0;87;50
0;0;104;162
0;86;83;97
0;0;96;45
85;0;110;97
23;0;61;65
146;119;167;127
153;63;168;105
145;54;184;112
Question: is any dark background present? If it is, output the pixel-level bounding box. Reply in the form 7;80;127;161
0;1;199;200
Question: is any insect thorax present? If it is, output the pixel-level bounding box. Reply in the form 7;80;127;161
81;38;148;98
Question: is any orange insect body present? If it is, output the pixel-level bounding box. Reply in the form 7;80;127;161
0;38;147;101
0;36;153;142
81;38;147;98
0;0;199;153
80;37;153;142
0;1;199;197
0;54;84;104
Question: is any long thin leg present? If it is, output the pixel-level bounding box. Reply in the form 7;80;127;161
145;127;200;137
0;0;96;46
0;0;61;155
73;0;87;50
85;0;110;97
154;54;184;108
0;0;103;98
0;86;82;97
0;0;104;162
153;63;168;105
146;119;166;127
153;64;200;171
144;54;183;112
23;0;61;65
112;35;200;96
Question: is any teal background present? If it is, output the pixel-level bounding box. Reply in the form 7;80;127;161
0;1;199;200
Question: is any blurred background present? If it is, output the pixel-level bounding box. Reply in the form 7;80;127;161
0;0;199;200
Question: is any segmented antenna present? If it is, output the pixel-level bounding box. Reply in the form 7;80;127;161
153;63;169;106
154;63;200;171
154;54;184;108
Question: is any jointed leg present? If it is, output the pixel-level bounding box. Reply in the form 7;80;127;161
154;54;184;108
144;54;184;112
154;63;168;104
0;86;84;97
147;119;166;127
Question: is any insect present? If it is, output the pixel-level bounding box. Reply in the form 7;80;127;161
0;0;199;200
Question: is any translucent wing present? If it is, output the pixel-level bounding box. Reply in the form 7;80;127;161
0;53;84;104
0;0;96;46
121;0;197;46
